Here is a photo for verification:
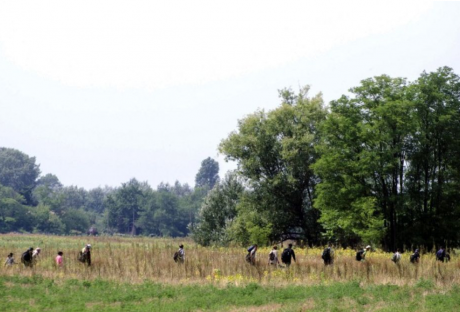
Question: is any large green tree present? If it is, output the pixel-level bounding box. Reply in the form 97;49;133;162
0;148;40;205
402;67;460;247
220;86;327;244
106;179;147;234
313;75;412;248
313;67;460;249
192;172;244;246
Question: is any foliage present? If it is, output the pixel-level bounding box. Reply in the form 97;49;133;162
195;157;220;189
220;86;327;245
0;147;40;205
313;67;460;249
192;172;244;246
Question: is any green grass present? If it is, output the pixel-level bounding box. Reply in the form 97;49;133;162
1;274;460;311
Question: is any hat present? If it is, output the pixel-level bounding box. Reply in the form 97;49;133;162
36;247;41;251
415;249;419;253
28;247;33;251
366;245;371;249
86;244;92;249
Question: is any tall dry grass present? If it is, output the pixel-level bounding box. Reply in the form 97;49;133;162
1;234;459;287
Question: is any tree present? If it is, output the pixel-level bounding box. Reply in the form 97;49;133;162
36;174;62;190
402;67;460;247
105;179;148;234
0;184;33;233
313;75;413;249
195;157;220;189
192;172;244;246
219;86;327;244
0;148;40;205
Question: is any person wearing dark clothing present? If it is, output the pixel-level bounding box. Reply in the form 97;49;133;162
245;244;258;265
322;246;334;265
79;244;92;266
21;247;33;267
281;243;296;267
436;247;447;262
410;249;420;264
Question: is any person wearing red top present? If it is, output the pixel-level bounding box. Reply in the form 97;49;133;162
55;251;63;266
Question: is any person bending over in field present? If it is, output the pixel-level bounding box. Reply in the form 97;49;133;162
174;244;185;263
32;247;41;265
436;247;450;262
246;244;258;265
56;251;64;266
410;249;420;264
281;244;296;267
78;244;92;266
356;245;371;261
268;246;280;267
322;245;334;265
391;249;401;264
4;253;17;266
21;247;34;267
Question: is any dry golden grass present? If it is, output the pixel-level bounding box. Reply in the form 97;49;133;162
1;234;458;287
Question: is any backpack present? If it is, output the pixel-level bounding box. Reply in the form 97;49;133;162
269;251;275;261
436;249;445;260
410;254;416;263
356;250;364;261
247;245;255;253
21;251;29;264
322;248;331;260
281;248;291;263
173;251;179;262
78;251;86;263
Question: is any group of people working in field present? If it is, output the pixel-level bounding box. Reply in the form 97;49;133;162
3;244;92;268
245;244;453;267
246;243;297;267
4;243;186;268
4;242;452;269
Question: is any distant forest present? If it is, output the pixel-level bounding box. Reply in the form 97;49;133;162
2;67;460;251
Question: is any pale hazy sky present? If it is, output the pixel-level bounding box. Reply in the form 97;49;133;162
0;1;459;190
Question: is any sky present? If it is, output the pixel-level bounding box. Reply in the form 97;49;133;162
0;1;459;190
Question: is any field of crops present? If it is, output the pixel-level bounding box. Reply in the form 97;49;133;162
2;234;460;311
1;234;459;286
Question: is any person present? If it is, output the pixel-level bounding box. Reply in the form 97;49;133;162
55;251;64;266
79;244;91;266
246;244;258;265
174;244;185;263
32;247;41;265
391;249;401;264
436;247;447;262
4;253;16;266
410;249;420;264
21;247;34;267
268;246;280;266
322;245;334;265
361;245;371;261
281;243;296;267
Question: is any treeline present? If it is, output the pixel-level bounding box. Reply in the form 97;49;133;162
2;67;459;251
191;67;460;251
0;147;219;236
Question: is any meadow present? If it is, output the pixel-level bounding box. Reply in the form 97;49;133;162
1;234;460;311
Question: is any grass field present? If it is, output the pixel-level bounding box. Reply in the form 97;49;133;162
1;234;460;311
